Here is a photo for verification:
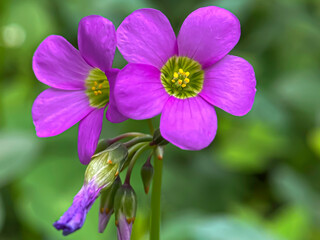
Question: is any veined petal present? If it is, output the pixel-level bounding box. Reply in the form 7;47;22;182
114;63;169;120
33;35;91;90
178;6;240;68
200;55;256;116
32;88;93;137
78;108;105;165
53;181;101;235
78;15;116;72
117;8;177;70
117;213;132;240
160;96;217;150
105;69;128;123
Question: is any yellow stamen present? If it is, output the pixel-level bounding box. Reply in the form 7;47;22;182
99;84;103;88
92;86;96;90
181;84;186;88
94;91;98;96
173;72;178;78
98;90;102;95
184;78;190;83
179;69;184;74
94;81;98;86
185;72;190;77
171;79;176;83
178;80;182;85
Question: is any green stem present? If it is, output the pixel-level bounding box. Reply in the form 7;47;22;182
124;143;150;185
150;151;163;240
124;136;152;148
108;132;147;144
147;119;155;134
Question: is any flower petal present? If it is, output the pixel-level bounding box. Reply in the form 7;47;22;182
178;6;241;68
105;69;128;123
117;214;132;240
33;35;91;90
78;15;116;72
117;8;177;69
53;181;101;235
200;55;256;116
160;96;217;150
78;108;105;165
114;63;169;120
32;88;93;137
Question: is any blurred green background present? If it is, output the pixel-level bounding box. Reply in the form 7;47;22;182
1;0;320;239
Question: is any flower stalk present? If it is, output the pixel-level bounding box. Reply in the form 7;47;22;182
150;150;163;240
125;143;150;185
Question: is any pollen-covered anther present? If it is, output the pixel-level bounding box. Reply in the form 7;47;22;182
161;56;204;99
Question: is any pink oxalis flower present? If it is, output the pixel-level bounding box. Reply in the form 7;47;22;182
32;15;126;164
115;7;256;150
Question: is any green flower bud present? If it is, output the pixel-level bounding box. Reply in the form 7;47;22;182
85;143;128;188
141;158;154;194
114;184;137;225
94;139;112;154
152;129;168;146
99;176;122;233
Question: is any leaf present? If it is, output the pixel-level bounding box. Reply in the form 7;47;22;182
0;131;40;187
162;214;281;240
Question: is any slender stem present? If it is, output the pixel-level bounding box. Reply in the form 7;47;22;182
147;119;155;134
150;151;163;240
108;132;147;144
124;143;150;185
123;136;153;148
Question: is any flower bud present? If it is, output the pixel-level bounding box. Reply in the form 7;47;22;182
155;145;164;160
85;143;128;188
152;129;168;146
114;184;137;240
141;158;154;194
99;176;122;233
94;139;112;154
54;143;128;236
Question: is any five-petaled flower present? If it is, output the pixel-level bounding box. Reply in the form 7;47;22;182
114;7;256;150
32;15;127;164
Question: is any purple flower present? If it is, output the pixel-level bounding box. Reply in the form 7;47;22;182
53;181;101;235
117;213;133;240
32;15;127;164
114;7;256;150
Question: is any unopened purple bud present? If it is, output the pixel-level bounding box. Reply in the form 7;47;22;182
53;181;101;235
99;176;122;233
114;184;137;240
117;213;133;240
